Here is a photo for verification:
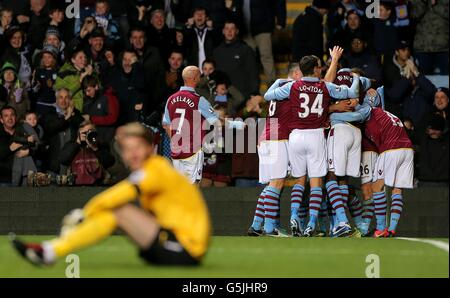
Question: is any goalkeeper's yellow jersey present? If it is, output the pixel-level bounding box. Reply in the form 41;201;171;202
83;155;211;259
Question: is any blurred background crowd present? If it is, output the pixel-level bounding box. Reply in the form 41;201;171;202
0;0;448;188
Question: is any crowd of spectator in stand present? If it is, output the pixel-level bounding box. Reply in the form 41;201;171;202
0;0;448;188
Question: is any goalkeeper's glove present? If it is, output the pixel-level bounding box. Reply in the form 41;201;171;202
60;209;85;237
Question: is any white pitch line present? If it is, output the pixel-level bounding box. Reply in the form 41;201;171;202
397;238;449;253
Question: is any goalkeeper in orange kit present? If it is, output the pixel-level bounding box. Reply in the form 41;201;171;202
11;123;211;266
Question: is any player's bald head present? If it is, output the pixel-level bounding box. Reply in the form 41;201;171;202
182;66;200;80
182;66;201;87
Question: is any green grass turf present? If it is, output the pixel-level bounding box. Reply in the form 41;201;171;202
0;236;448;278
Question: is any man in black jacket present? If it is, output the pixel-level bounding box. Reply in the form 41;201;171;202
128;27;165;114
107;49;146;125
237;0;286;84
0;106;19;185
213;19;259;100
40;88;84;175
292;0;330;62
184;7;219;69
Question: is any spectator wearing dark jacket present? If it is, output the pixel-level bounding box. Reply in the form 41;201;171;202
330;9;370;51
187;0;238;30
292;0;330;62
236;0;286;84
344;35;382;83
107;49;146;125
383;40;436;122
370;1;399;59
213;20;259;100
0;105;20;185
16;0;49;54
128;27;165;113
81;75;119;144
417;115;449;185
59;120;115;185
146;9;177;62
184;7;218;70
420;87;450;132
40;88;84;175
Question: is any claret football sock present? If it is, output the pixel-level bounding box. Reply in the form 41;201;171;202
251;187;267;230
348;194;364;228
326;181;348;224
290;184;305;222
389;193;404;232
373;191;387;231
339;184;350;206
264;186;281;234
307;187;323;229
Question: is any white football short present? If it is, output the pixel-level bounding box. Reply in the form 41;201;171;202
172;150;204;184
327;123;362;178
374;149;414;189
360;151;379;185
288;128;327;178
258;140;290;184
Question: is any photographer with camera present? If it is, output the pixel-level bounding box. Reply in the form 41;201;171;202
59;120;115;186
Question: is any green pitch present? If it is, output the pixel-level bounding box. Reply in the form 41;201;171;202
0;236;448;278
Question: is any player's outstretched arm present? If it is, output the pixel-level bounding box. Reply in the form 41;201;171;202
324;46;344;83
264;81;294;101
330;104;371;123
83;181;139;217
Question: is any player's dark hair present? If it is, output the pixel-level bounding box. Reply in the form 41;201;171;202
299;55;320;76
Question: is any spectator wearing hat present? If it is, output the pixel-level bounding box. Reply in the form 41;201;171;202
383;40;436;123
370;1;399;60
0;27;32;87
32;26;66;67
31;44;59;116
54;44;98;112
213;19;259;100
0;62;30;121
83;27;111;81
411;0;449;75
343;35;382;83
292;0;330;62
417;114;449;186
